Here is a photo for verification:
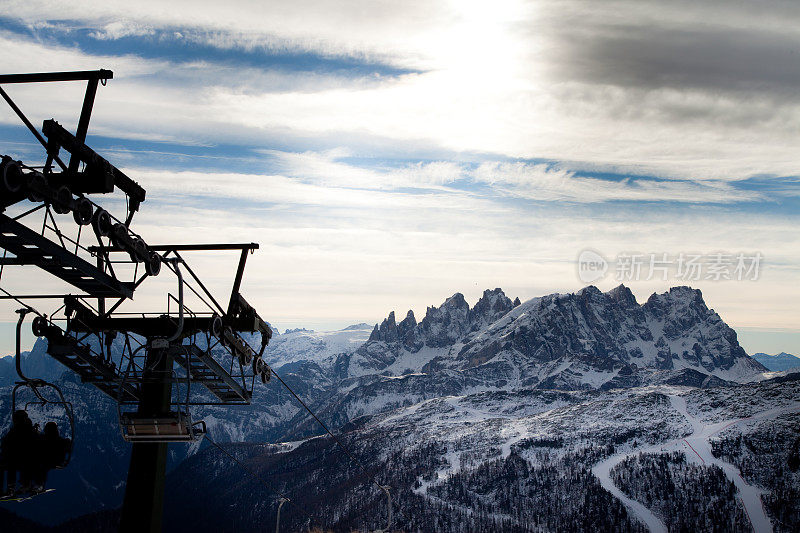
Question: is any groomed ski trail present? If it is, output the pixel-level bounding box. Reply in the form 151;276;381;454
592;452;668;533
669;395;800;533
593;392;800;533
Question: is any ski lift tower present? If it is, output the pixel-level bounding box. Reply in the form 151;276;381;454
0;70;274;532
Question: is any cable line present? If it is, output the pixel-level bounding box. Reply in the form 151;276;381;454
267;368;395;531
242;335;386;491
240;336;395;530
203;432;314;528
275;369;376;477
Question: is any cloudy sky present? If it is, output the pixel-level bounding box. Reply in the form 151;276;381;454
0;0;798;356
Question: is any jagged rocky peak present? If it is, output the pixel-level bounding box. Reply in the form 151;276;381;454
642;287;717;343
639;286;759;373
420;292;471;347
470;288;515;326
399;309;417;329
368;308;423;350
369;311;398;342
643;286;706;319
367;289;520;351
438;292;469;312
607;284;637;308
398;310;423;351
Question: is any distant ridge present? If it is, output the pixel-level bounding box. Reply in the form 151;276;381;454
751;352;800;371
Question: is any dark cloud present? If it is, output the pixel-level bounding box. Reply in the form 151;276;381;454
565;26;800;96
540;1;800;99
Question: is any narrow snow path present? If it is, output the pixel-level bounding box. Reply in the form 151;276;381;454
592;453;668;533
593;394;800;533
669;395;800;533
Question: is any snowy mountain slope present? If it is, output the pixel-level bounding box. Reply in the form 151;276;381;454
272;285;764;441
161;375;800;533
594;382;800;533
711;407;800;532
259;323;373;369
453;285;764;386
0;285;778;530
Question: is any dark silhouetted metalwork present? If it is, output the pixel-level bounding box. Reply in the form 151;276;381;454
0;69;273;532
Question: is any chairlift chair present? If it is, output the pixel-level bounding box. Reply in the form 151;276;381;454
10;310;76;465
0;310;75;502
10;380;75;469
119;412;206;443
117;342;206;444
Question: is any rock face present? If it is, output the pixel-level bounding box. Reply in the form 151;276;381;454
420;292;471;347
339;284;764;388
470;288;517;328
0;337;64;386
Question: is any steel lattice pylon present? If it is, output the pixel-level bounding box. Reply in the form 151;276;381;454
0;69;273;532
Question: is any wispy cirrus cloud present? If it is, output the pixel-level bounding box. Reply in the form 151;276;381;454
1;0;449;68
245;151;766;204
471;162;764;204
88;20;155;41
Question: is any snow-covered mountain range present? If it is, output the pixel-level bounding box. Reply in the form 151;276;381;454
1;284;796;532
341;285;764;387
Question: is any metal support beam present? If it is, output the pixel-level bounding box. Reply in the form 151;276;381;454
228;248;249;314
172;344;251;403
69;315;214;338
0;69;112;171
0;213;134;298
97;252;105;316
0;294;79;299
42;120;146;207
89;243;259;253
0;70;113;84
174;251;225;316
119;345;172;533
69;78;100;172
0;87;67;171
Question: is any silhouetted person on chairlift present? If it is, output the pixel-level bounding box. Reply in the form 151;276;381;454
33;421;70;489
1;410;38;496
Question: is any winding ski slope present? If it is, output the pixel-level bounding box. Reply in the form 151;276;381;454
593;392;800;533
